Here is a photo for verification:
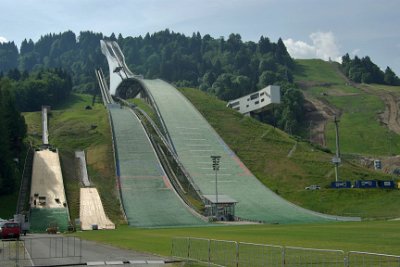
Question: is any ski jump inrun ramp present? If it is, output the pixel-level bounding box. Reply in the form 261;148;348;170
100;39;360;227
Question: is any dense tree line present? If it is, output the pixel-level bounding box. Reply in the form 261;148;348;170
0;31;105;93
0;79;26;196
0;41;19;71
1;68;72;112
0;29;305;133
0;30;295;97
341;54;400;85
118;30;294;100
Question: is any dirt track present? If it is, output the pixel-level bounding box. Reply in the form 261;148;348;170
360;85;400;134
302;91;340;147
301;66;400;147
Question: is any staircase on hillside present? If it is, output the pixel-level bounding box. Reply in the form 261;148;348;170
16;146;34;215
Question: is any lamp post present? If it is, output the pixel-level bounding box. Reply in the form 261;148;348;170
211;155;221;219
333;116;341;182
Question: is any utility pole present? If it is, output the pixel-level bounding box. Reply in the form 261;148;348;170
333;116;341;182
211;155;221;219
388;130;392;156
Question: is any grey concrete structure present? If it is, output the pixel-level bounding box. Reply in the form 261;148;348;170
226;85;281;115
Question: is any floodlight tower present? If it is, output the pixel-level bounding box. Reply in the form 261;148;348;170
211;155;221;218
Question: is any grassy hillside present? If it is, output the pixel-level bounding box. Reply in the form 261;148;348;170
180;88;400;219
294;59;400;156
23;94;125;225
21;73;400;221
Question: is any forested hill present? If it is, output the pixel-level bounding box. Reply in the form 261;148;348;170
0;30;294;99
0;31;105;93
2;29;398;136
0;79;26;196
0;29;306;134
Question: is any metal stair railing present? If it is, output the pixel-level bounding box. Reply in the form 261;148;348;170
16;144;34;214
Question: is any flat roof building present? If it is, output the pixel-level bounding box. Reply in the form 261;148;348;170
203;194;238;221
226;85;280;115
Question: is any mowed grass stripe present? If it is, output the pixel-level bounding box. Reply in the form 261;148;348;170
73;220;400;256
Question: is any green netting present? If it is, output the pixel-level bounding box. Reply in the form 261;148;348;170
109;107;206;227
142;79;351;224
30;208;69;232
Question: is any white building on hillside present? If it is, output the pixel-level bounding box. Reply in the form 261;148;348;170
226;85;280;115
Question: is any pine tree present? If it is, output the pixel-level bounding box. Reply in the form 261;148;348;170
384;66;400;85
0;84;15;195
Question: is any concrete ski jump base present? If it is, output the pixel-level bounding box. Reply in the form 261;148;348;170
30;149;67;209
29;149;69;232
80;188;115;230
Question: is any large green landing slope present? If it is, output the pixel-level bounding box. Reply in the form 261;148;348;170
109;105;205;227
142;79;357;224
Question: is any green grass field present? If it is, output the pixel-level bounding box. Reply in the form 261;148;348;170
294;59;344;84
73;220;400;256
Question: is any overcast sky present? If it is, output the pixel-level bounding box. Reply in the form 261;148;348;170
1;0;399;74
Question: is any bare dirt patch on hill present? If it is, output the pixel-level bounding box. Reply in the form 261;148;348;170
300;65;400;148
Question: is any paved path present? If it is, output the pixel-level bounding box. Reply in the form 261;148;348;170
2;234;173;266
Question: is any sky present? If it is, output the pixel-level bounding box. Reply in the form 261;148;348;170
1;0;399;75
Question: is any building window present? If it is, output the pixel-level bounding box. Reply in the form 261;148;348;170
230;101;240;107
261;98;265;102
234;107;240;111
246;105;249;108
250;93;259;100
255;101;259;104
260;92;265;96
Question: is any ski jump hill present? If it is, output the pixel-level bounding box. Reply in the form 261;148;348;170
99;39;360;227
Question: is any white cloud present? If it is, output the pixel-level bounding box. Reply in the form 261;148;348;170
0;36;8;43
283;38;316;58
284;32;342;63
351;49;360;56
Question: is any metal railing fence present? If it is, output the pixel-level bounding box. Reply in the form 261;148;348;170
284;246;345;267
1;236;82;267
172;237;400;267
347;251;400;267
238;242;283;267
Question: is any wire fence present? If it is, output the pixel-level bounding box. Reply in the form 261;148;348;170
238;242;283;267
348;251;400;267
172;237;400;267
284;246;345;267
0;236;82;267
